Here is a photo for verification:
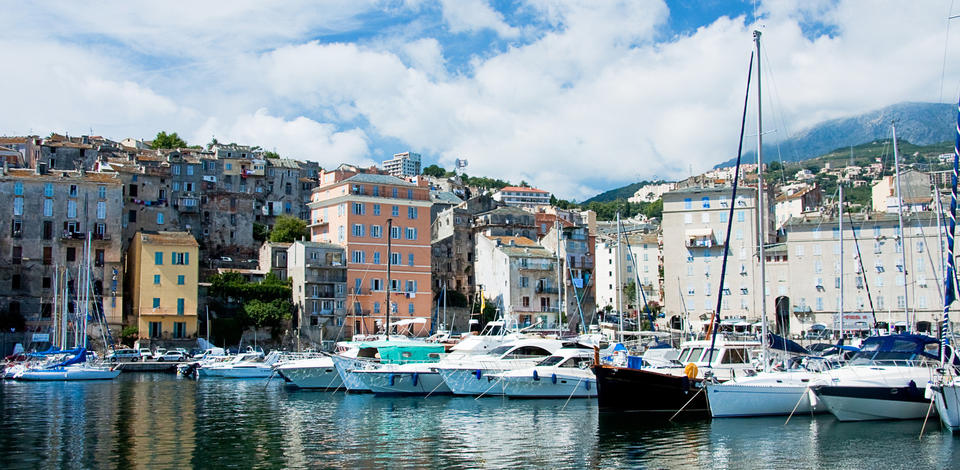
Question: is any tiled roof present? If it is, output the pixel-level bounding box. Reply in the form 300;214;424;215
3;168;121;183
137;231;198;247
499;186;548;193
342;173;416;187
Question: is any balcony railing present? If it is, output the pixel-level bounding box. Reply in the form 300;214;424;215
61;231;86;241
92;233;112;241
536;286;559;294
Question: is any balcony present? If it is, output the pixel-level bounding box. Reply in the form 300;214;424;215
306;272;347;283
536;285;559;294
308;290;337;299
92;233;112;241
350;287;365;295
60;231;86;241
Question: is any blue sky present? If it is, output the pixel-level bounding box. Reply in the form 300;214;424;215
2;0;958;200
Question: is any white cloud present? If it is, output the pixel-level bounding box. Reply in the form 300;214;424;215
438;0;521;37
2;0;959;200
192;109;373;168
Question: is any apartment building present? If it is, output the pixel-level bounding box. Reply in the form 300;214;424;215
474;235;560;329
430;195;498;300
127;231;199;343
287;240;348;343
0;167;125;335
661;185;771;333
782;211;953;336
595;231;662;313
308;168;433;337
381;151;422;178
491;186;552;208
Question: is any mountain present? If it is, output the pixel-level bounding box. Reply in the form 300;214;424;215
715;102;956;168
582;181;661;203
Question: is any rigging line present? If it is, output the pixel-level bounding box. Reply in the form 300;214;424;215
707;49;754;366
845;211;879;329
940;0;957;103
913;211;946;305
760;44;803;165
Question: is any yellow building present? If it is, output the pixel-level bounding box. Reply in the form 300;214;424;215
128;231;199;342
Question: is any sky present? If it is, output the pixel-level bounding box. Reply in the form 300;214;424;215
3;0;960;201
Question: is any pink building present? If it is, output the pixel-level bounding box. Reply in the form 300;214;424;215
308;166;433;337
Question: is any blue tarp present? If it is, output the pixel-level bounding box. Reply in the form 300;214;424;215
45;348;87;369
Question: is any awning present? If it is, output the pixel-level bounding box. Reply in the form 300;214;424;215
685;228;714;237
720;318;747;326
390;318;427;328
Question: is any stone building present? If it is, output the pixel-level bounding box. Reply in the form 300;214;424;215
429;195;498;302
287;240;347;343
0;167;125;338
473;235;560;329
541;224;597;331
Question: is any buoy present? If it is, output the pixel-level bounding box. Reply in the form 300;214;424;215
533;370;540;381
412;373;419;387
684;363;698;380
476;369;482;380
551;373;557;384
585;380;591;391
389;374;396;386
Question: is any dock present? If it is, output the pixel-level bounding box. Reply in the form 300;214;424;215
114;361;185;373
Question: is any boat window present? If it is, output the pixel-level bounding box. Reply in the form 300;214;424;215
703;349;719;363
686;347;704;363
506;346;552;359
357;347;379;359
677;348;692;363
538;356;564;366
428;353;441;359
488;346;512;356
721;348;748;364
401;351;412;358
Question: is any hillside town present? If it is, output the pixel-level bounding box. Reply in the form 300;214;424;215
0;133;956;352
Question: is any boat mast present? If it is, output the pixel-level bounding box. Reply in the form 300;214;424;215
754;30;770;372
555;220;563;333
386;217;393;341
52;265;59;350
892;124;910;331
839;185;845;343
617;212;623;341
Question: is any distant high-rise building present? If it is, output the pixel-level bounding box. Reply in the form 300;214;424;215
382;152;422;177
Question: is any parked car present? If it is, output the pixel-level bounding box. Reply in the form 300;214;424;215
219;256;233;262
158;351;188;362
107;349;141;362
155;348;168;358
138;348;154;360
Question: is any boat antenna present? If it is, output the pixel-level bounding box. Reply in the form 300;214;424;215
892;123;910;332
706;48;754;366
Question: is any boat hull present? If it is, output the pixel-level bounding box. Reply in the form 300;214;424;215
330;355;374;392
437;368;509;396
356;370;450;395
16;366;120;381
813;385;931;421
933;384;960;431
276;360;343;390
593;365;707;416
498;372;596;398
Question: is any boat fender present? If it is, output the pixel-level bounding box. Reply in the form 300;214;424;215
551;373;557;384
412;373;419;387
584;380;591;391
684;363;698;380
807;388;819;408
476;369;482;380
925;381;934;400
533;370;540;381
389;374;396;386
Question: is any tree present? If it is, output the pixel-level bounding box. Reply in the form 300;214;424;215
269;216;309;243
263;151;280;159
241;299;293;329
253;222;269;242
767;161;782;172
422;164;447;178
120;326;139;346
151;131;187;149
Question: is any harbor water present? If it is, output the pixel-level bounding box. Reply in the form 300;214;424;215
2;374;960;469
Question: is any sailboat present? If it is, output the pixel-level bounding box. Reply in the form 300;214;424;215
16;235;120;381
592;34;765;417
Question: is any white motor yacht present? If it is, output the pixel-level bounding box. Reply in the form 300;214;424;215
435;338;567;396
197;351;279;379
811;334;939;421
493;348;597;398
275;355;342;390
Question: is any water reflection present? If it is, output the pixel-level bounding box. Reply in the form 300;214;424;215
2;376;960;468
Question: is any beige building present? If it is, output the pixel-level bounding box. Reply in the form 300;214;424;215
473;235;560;329
127;231;199;343
661;185;771;332
781;211;955;336
871;170;933;213
595;231;662;313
